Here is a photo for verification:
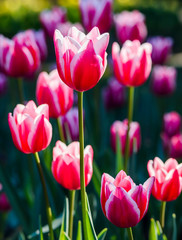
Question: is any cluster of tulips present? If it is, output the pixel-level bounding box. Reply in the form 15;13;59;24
0;0;182;239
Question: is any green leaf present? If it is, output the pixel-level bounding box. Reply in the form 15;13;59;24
97;228;108;240
59;198;70;240
92;161;102;196
76;221;82;240
115;132;123;174
39;216;44;240
172;213;177;240
149;218;158;240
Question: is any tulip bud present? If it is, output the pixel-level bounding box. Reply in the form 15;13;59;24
151;65;176;96
102;77;126;109
147;157;182;201
52;141;93;190
114;10;147;44
148;36;173;65
0;73;8;95
0;192;11;212
163;111;181;137
169;134;182;159
110;119;141;156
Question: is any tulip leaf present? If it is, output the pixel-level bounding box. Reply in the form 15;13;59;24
39;216;44;240
172;213;177;240
92;161;102;196
59;198;70;240
97;228;108;240
76;221;82;240
116;132;123;174
149;218;158;240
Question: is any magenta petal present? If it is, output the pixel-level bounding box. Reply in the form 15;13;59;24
105;187;140;228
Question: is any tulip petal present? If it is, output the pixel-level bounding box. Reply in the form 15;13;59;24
165;158;178;172
114;170;135;191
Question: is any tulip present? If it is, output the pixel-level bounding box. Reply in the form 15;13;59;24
0;192;11;212
114;10;147;44
151;65;177;96
110;119;141;156
112;40;152;87
54;26;109;92
163;111;181;137
57;21;84;37
34;29;48;61
61;107;80;141
8;100;52;154
80;0;113;33
40;7;67;37
169;134;182;159
147;157;182;201
102;77;126;109
36;69;73;118
0;73;8;95
100;170;154;228
52;141;93;190
148;36;173;65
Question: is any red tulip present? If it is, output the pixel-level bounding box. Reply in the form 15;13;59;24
0;73;8;95
163;111;181;138
101;170;154;228
56;21;84;37
36;69;73;118
52;141;93;190
80;0;113;33
54;26;109;92
34;29;48;61
148;36;173;65
112;40;152;87
114;10;147;44
40;7;67;37
147;157;182;201
102;77;126;109
0;192;11;212
151;65;176;96
8;101;52;154
110;119;141;156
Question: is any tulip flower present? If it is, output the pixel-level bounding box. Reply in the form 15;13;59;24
110;119;141;156
8;100;52;154
112;40;152;87
147;157;182;201
0;73;8;95
80;0;113;33
54;26;109;92
148;36;173;65
57;21;84;37
151;65;176;96
40;7;67;37
100;170;154;228
169;134;182;159
114;10;147;44
0;192;11;212
102;77;126;109
163;111;181;138
34;29;48;61
52;141;93;190
36;69;73;118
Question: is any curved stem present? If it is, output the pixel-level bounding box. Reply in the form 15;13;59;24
17;78;24;103
68;190;75;239
127;227;134;240
34;152;54;240
78;91;88;240
57;117;66;143
160;201;166;228
124;87;135;173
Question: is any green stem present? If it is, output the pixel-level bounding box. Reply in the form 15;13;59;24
160;201;166;228
34;152;54;240
17;78;24;103
57;117;66;143
77;91;88;240
124;87;135;173
68;190;75;239
127;227;134;240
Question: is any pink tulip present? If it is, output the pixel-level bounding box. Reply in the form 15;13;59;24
163;111;181;137
8;101;52;154
102;77;126;109
52;141;93;190
112;40;152;87
147;157;182;201
57;21;84;37
114;10;147;44
80;0;113;33
169;134;182;159
54;26;109;92
148;36;173;65
40;7;67;37
110;119;141;156
36;69;73;118
34;29;47;61
0;192;11;212
101;170;154;228
0;73;8;95
151;65;176;96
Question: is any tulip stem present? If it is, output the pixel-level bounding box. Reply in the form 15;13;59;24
17;78;24;103
127;227;134;240
57;117;66;143
124;87;135;173
78;91;88;240
160;201;166;228
34;152;54;240
68;190;75;239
